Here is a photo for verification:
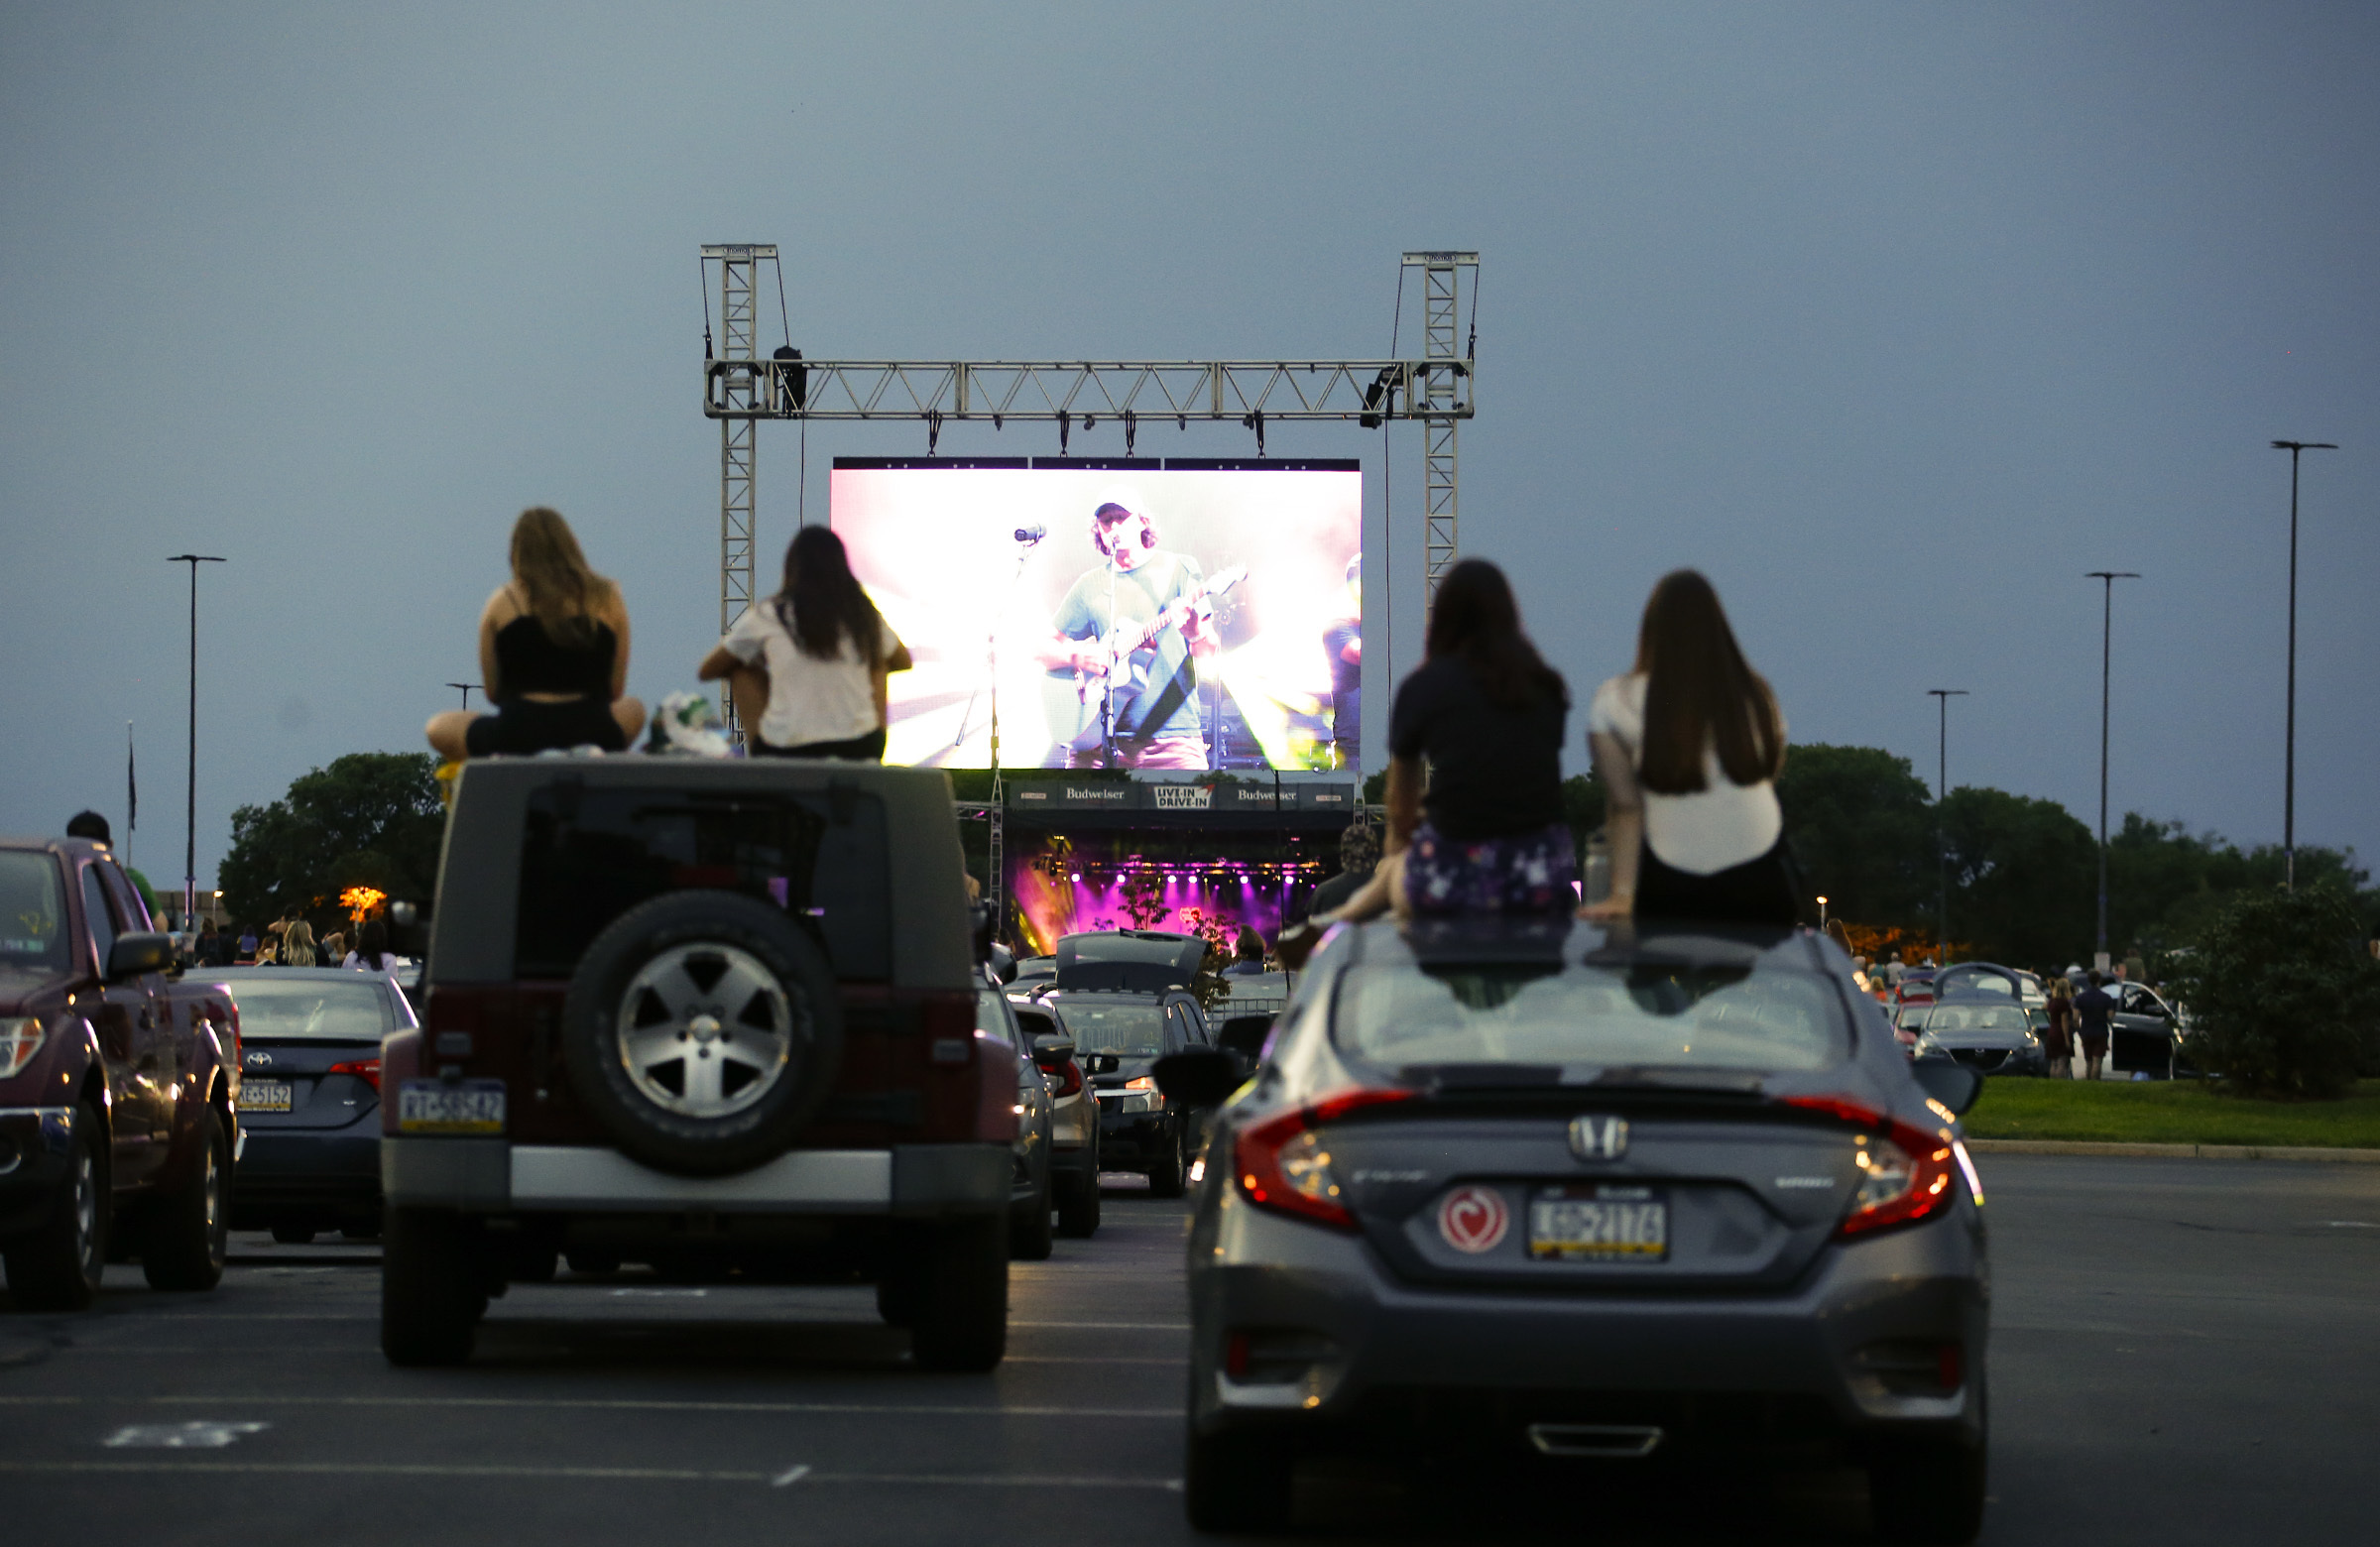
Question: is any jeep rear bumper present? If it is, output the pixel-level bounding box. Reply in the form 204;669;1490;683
382;1139;1008;1219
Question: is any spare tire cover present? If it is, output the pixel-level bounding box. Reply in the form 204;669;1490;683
560;890;845;1177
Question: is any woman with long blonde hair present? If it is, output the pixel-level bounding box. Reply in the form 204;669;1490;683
427;508;645;759
277;919;317;968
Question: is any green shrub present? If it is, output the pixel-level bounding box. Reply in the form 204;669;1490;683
2168;886;2380;1099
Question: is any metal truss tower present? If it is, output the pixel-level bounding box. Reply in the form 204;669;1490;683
1406;252;1477;603
703;244;774;740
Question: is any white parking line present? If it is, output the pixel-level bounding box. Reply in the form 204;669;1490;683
0;1395;1175;1418
0;1461;1184;1488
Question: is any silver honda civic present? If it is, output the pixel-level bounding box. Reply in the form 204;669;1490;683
1154;917;1990;1542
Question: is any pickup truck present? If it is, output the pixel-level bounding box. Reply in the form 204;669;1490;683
0;837;239;1309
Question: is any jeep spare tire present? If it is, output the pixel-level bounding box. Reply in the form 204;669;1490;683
561;891;844;1177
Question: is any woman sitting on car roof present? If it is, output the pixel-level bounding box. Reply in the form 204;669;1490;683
697;526;913;762
1580;569;1797;927
1284;558;1575;951
425;507;646;760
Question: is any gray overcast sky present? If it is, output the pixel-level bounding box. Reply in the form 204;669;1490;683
4;2;2374;898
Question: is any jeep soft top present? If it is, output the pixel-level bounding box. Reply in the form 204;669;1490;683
378;758;1013;1370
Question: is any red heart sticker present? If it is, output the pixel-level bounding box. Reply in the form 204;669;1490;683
1436;1185;1508;1254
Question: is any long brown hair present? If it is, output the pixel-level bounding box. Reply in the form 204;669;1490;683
1632;569;1782;794
773;526;886;664
1424;559;1568;711
509;507;615;650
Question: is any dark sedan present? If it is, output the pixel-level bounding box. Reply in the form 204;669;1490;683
1913;1000;2048;1077
212;967;416;1242
1155;918;1990;1542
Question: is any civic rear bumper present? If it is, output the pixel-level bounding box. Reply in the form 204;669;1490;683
233;1129;382;1224
1189;1187;1987;1453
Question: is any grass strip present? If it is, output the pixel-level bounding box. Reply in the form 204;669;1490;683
1963;1077;2380;1148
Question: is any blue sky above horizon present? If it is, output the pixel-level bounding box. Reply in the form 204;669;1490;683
4;3;2374;894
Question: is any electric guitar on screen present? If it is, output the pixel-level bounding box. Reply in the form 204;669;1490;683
1051;563;1247;754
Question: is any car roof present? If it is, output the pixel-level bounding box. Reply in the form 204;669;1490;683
202;967;398;983
1339;916;1821;975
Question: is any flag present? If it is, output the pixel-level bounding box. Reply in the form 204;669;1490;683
127;722;137;833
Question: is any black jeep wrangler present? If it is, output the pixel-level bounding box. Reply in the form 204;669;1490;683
378;760;1010;1370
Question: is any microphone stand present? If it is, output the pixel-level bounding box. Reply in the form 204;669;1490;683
951;535;1041;769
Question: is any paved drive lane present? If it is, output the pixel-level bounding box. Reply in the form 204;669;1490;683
3;1159;2375;1544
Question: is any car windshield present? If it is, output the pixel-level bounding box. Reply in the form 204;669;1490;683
1925;1003;2032;1033
218;977;392;1041
1938;968;2015;998
1334;959;1845;1074
0;852;68;974
1059;1004;1167;1056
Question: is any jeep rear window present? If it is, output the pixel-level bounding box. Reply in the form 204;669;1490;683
513;787;892;981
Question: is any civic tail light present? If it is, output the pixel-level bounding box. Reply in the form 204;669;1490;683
1041;1057;1084;1100
1235;1087;1417;1231
1778;1095;1961;1238
328;1059;381;1092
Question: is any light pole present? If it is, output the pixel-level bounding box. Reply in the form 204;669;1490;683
1817;894;1829;930
1927;689;1967;965
2270;439;2338;890
445;682;482;711
168;554;226;926
2085;571;2141;972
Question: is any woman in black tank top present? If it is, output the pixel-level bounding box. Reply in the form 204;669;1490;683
425;508;646;761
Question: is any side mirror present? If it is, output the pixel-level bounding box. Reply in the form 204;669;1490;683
1911;1055;1983;1117
1086;1052;1122;1077
1153;1047;1244;1111
108;932;174;980
988;943;1018;986
1030;1031;1076;1067
1215;1014;1274;1066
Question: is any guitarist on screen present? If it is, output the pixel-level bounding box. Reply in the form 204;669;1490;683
1037;497;1233;770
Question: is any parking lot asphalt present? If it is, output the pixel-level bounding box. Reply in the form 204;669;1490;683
2;1156;2376;1545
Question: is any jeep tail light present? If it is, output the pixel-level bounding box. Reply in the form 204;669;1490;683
1235;1087;1416;1231
1778;1095;1958;1239
329;1059;381;1093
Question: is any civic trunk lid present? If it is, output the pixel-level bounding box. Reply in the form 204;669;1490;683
238;1039;380;1130
1327;1091;1863;1292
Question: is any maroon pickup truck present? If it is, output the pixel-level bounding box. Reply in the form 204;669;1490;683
0;837;240;1310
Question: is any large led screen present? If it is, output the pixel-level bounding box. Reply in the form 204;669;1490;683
832;460;1362;772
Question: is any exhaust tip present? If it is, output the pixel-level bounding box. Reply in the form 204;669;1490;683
1526;1423;1664;1459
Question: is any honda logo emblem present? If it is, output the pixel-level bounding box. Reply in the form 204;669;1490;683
245;1050;272;1068
1569;1115;1628;1161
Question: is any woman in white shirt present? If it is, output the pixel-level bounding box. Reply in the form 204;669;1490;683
698;527;912;760
1582;569;1800;926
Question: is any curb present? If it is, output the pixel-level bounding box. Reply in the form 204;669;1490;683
1965;1138;2380;1163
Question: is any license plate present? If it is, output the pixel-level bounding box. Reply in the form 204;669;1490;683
242;1080;293;1114
398;1080;507;1134
1529;1183;1669;1262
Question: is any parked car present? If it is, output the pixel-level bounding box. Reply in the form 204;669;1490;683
1010;999;1099;1238
979;983;1054;1260
1913;1001;2048;1077
210;966;419;1242
2109;982;2190;1079
1153;917;1990;1542
1041;930;1218;1198
378;758;1010;1369
0;838;239;1309
1893;968;1936;1007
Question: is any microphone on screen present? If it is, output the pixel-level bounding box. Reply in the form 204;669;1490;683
1013;524;1046;544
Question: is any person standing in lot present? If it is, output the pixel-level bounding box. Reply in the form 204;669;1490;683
426;507;646;760
344;919;400;980
277;919;318;968
2043;975;2078;1079
1303;823;1381;920
699;526;912;761
2074;971;2116;1080
1582;570;1796;926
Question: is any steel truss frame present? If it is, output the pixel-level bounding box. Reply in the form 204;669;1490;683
697;248;1477;924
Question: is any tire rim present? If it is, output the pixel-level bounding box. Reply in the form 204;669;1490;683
616;942;798;1118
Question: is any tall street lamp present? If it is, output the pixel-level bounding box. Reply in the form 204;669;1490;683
445;682;482;711
2271;439;2339;890
1927;689;1968;965
2085;572;2141;973
167;554;226;926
